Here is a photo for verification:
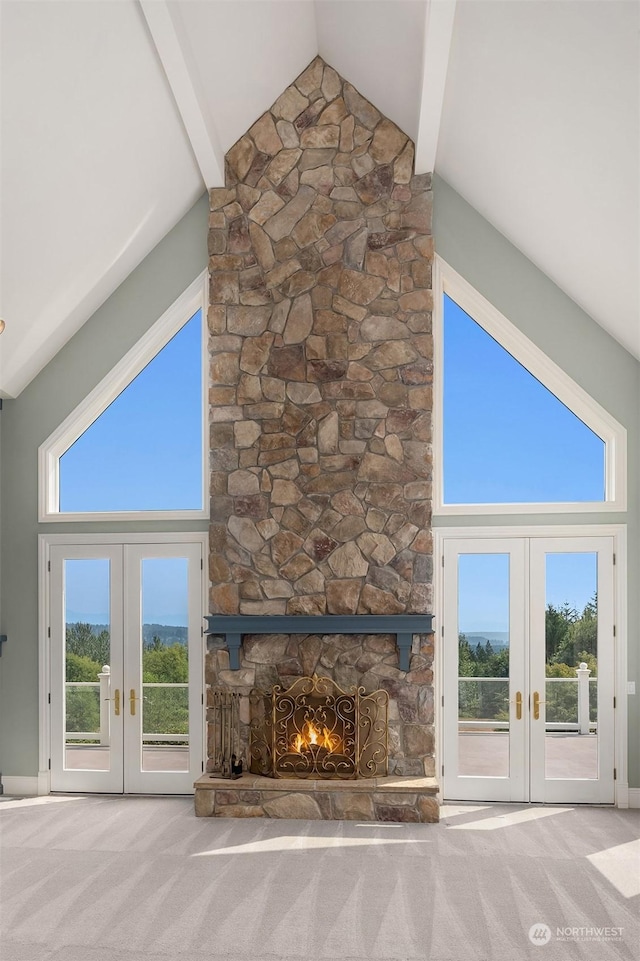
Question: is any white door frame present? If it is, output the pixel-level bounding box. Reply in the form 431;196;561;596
39;531;208;795
529;536;615;803
434;524;628;807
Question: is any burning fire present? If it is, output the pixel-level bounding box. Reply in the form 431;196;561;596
292;721;339;754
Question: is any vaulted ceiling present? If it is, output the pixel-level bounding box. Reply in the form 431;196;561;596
1;1;637;398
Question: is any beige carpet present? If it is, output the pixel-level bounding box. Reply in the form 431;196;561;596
0;795;638;961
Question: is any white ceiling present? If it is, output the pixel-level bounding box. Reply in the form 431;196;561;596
437;0;639;365
1;0;638;399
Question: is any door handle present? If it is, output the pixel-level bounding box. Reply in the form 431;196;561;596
533;691;545;720
514;690;522;720
105;689;121;716
129;688;140;716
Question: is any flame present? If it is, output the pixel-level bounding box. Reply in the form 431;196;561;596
291;721;339;753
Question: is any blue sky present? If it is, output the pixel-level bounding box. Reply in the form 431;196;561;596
65;557;189;627
458;553;509;635
458;551;597;635
59;310;203;512
443;295;605;504
65;559;110;625
142;557;188;626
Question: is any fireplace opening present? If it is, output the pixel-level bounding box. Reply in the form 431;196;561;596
250;675;388;780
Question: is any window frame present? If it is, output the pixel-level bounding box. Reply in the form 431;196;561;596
38;271;209;523
433;257;627;515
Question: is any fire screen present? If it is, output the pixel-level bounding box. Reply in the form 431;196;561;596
250;675;388;779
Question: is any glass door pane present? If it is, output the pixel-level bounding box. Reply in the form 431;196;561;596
544;553;598;780
63;559;112;772
457;554;511;778
140;557;189;773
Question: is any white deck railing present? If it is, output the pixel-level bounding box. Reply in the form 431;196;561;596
64;668;189;745
458;667;597;733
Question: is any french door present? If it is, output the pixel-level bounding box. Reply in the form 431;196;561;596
442;536;615;803
49;539;204;794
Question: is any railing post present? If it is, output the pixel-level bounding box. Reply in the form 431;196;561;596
576;662;591;734
98;665;111;745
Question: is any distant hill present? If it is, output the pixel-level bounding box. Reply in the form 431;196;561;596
463;632;510;650
142;624;188;646
72;623;188;646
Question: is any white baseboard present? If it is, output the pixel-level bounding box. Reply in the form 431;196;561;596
4;772;635;805
1;776;41;797
616;783;629;808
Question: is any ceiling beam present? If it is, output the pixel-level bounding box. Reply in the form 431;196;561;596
139;0;224;187
415;0;457;174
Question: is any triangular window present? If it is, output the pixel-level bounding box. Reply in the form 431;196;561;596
436;261;626;513
444;294;604;504
40;276;206;520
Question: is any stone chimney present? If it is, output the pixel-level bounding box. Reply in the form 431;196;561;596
208;56;433;620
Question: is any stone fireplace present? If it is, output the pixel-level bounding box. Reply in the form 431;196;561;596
196;56;437;821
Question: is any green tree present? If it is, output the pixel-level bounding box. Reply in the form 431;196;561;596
565;596;598;663
545;603;575;664
66;688;100;734
65;653;102;736
474;641;486;664
66;622;110;665
141;642;189;738
487;647;509;678
65;652;102;682
458;634;475;677
551;595;597;666
142;688;189;736
142;643;188;683
458;635;509;718
544;594;598;723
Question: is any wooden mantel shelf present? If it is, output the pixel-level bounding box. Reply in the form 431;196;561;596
204;614;434;671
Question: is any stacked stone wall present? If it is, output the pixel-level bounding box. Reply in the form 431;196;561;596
209;56;433;619
206;57;434;782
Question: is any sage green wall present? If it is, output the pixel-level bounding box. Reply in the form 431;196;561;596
0;194;209;779
432;174;640;790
